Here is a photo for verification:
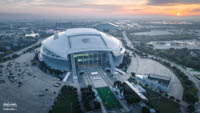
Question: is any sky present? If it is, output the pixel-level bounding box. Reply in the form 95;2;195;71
0;0;200;18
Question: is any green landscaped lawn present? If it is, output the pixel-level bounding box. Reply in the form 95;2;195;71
96;87;121;109
50;86;81;113
150;97;180;113
51;94;77;113
145;88;180;113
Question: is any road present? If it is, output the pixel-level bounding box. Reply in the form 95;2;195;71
122;31;134;49
4;38;43;58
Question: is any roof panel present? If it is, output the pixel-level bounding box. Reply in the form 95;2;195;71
42;28;124;58
69;35;106;50
67;28;100;36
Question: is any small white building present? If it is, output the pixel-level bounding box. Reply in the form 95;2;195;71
150;108;156;113
135;84;146;94
45;29;56;34
135;74;171;93
25;33;39;38
113;86;124;99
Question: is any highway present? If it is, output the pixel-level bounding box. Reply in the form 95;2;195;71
4;38;44;59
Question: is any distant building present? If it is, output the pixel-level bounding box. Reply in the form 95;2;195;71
95;22;121;34
45;29;56;34
25;33;39;38
56;22;73;30
135;74;171;93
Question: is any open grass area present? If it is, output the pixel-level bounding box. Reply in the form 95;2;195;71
96;87;121;109
150;97;180;113
145;88;180;113
49;86;81;113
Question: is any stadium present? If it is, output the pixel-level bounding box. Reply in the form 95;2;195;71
39;28;125;75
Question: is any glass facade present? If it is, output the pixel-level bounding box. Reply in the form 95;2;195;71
72;51;110;70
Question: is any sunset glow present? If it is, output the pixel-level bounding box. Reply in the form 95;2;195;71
0;0;199;17
177;12;181;16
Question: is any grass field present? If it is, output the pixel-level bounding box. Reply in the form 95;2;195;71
145;88;180;113
50;86;81;113
96;87;121;109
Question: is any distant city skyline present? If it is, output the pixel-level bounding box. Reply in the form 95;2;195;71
0;0;200;18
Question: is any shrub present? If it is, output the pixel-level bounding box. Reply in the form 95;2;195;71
141;107;150;113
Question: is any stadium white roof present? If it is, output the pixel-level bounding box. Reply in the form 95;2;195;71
42;28;125;59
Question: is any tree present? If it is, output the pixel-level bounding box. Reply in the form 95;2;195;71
176;99;180;103
94;101;101;110
141;107;150;113
187;105;195;113
169;96;175;100
125;94;140;104
131;72;135;77
114;81;122;87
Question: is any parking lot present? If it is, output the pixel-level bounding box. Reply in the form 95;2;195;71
0;52;62;113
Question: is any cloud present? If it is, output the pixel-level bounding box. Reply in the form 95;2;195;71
37;3;120;10
0;0;122;12
0;0;200;17
192;8;200;12
0;0;91;5
147;0;200;5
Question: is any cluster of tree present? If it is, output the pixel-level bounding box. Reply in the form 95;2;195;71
117;52;131;72
38;61;64;79
0;53;19;62
0;36;38;52
32;52;65;80
159;48;200;71
134;43;154;56
114;81;141;104
0;43;41;63
38;31;52;38
23;43;41;54
31;53;65;80
81;85;100;111
49;85;82;113
125;45;134;51
141;106;150;113
121;39;127;46
31;52;39;65
159;61;198;107
136;44;200;71
129;34;198;42
128;73;136;83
